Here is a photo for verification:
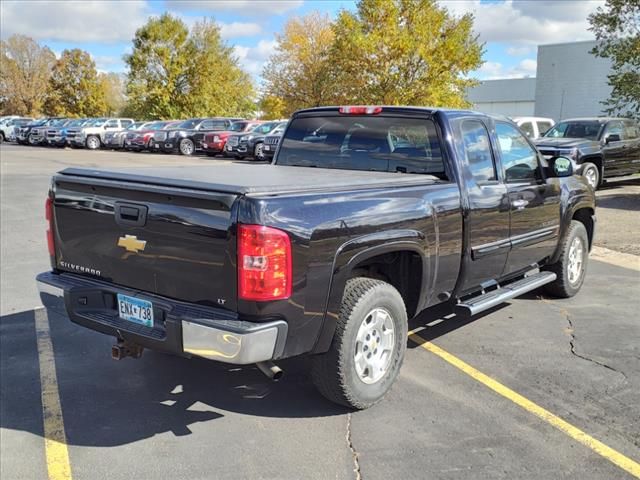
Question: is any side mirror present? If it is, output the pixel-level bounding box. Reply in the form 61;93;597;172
549;156;574;177
605;134;621;144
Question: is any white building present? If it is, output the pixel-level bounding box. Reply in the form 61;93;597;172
468;40;613;121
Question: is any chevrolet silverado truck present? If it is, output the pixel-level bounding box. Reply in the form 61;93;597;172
37;106;595;409
535;117;640;189
67;118;135;150
46;118;91;147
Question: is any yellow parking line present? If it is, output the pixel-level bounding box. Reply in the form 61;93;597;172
35;308;72;480
408;330;640;479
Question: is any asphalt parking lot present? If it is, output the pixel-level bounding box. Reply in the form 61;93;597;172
1;143;639;480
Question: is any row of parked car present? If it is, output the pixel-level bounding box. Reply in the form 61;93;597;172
0;115;288;161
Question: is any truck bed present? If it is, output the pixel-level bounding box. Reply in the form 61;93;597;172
59;163;440;196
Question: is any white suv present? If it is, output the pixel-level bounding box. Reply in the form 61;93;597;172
66;118;135;149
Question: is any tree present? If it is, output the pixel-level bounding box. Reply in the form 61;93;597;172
44;49;107;117
262;12;337;116
0;35;55;115
259;94;287;119
330;0;483;107
99;72;126;116
589;0;640;118
183;20;255;117
125;13;193;119
125;13;255;119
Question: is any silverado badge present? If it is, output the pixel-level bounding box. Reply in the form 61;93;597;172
117;235;147;253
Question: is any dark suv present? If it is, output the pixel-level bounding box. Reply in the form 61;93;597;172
224;121;286;160
161;118;242;155
535;117;640;189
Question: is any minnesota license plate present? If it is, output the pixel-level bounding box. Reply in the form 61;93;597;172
264;145;270;151
117;294;154;327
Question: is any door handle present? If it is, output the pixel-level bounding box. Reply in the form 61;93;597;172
512;199;529;210
115;202;148;227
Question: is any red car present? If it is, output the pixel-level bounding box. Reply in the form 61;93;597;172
124;121;181;152
201;120;262;157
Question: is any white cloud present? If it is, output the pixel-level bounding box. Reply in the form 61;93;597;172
93;55;126;72
506;46;533;56
234;39;277;76
164;0;303;15
440;0;603;46
0;0;150;43
477;58;537;80
219;22;262;39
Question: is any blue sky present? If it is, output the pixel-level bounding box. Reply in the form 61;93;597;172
1;0;603;82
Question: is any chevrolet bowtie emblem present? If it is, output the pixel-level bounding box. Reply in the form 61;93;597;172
117;235;147;253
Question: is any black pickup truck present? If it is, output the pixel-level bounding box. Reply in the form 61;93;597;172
535;117;640;189
37;106;595;409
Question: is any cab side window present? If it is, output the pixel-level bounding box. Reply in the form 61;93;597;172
624;120;639;140
519;121;535;138
105;119;119;128
461;120;496;183
496;122;540;183
537;121;553;136
605;121;624;141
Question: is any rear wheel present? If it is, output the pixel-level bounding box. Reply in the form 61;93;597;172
28;133;38;145
311;277;407;409
179;138;194;156
544;220;589;298
581;162;600;190
85;135;101;150
0;132;5;143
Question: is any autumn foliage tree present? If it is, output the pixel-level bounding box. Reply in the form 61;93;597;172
0;35;56;115
330;0;483;107
589;0;640;118
261;12;337;116
44;49;108;117
125;13;255;119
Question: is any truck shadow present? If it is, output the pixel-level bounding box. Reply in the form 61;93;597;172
0;309;346;448
596;193;640;212
407;302;507;345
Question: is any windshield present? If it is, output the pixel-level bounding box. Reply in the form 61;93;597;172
50;119;67;127
67;119;85;127
145;121;167;130
89;118;107;127
177;119;200;130
229;122;248;132
544;121;603;140
276;115;446;176
127;122;147;130
250;122;278;134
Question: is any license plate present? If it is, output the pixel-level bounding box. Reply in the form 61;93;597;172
226;144;232;151
117;294;154;327
155;144;159;148
126;140;131;145
264;145;270;151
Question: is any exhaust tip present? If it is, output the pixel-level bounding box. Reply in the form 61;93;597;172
256;361;283;381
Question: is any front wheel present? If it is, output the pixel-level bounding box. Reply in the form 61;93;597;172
85;135;101;150
311;277;407;409
544;220;589;298
253;142;264;161
179;138;194;156
581;162;600;190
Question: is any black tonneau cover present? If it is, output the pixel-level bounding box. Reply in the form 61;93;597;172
58;164;439;196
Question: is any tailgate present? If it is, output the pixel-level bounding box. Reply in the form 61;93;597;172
51;175;238;311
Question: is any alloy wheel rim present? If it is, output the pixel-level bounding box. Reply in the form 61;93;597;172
87;137;99;149
255;143;263;159
567;237;584;285
584;168;597;189
181;140;193;155
354;307;395;385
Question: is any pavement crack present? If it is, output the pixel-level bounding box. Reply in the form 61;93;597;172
564;310;628;383
346;413;362;480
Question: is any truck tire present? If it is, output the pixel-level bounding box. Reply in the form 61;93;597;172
581;162;600;190
85;135;101;150
311;277;407;409
0;132;5;143
544;220;589;298
179;138;194;156
28;133;38;145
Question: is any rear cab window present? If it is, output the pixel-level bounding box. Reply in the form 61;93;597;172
275;114;447;178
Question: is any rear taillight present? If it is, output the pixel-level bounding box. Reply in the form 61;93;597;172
339;106;382;115
45;196;55;258
238;225;291;301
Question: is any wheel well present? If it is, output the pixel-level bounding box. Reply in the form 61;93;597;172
582;156;603;176
349;250;422;318
573;208;594;248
